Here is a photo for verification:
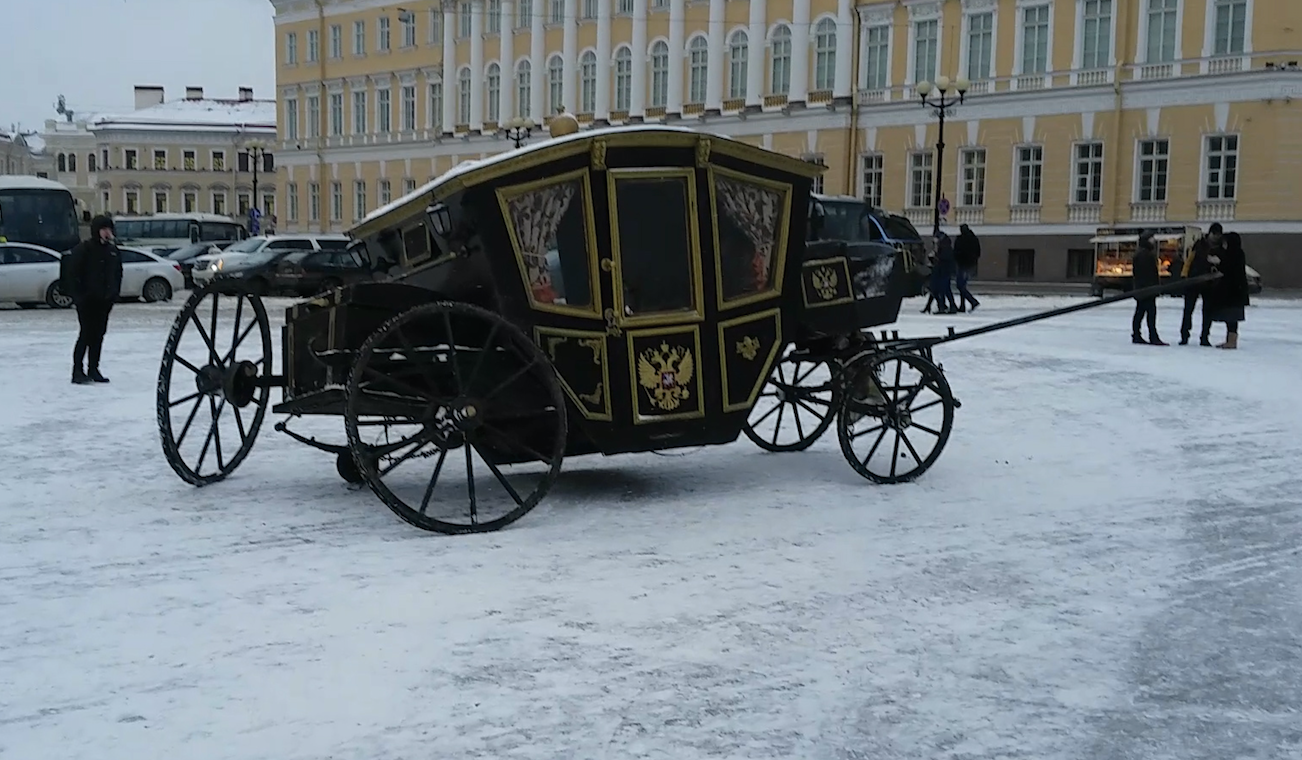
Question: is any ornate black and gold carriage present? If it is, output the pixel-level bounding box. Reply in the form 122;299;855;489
154;121;1210;534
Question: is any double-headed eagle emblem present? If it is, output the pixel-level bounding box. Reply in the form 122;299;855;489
637;341;695;412
812;266;839;300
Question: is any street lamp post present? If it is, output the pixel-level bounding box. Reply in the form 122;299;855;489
244;139;268;233
916;75;970;238
502;116;535;149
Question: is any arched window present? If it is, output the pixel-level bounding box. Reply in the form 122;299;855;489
88;153;97;172
728;30;749;99
580;51;597;113
58;154;67;173
516;60;532;119
547;54;564;113
68;153;77;172
486;62;501;122
457;66;472;124
650;40;669;107
769;24;792;95
688;36;709;103
614;47;633;111
814;18;837;90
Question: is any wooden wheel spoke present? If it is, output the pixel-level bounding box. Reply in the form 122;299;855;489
466;322;500;391
464;445;478;524
361;365;433;401
232;403;248;443
910;422;943;437
898;431;924;467
749;400;782;427
210;396;226;472
483;356;541;401
472;441;527;508
910;398;944;414
792;396;830;419
441;310;464;395
174;354;203;376
378;431;439;475
791;400;807;441
174;395;205;448
189;311;219;366
861;426;889;467
479;421;554;465
395;326;441;388
222;318;258;366
418;448;450;515
770;403;786;445
889;431;902;480
851;423;885;440
170;390;203;409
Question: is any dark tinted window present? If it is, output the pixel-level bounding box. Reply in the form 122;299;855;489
876;214;921;241
118;249;150;263
1;245;57;264
267;239;313;250
316;238;350;251
612;174;695;316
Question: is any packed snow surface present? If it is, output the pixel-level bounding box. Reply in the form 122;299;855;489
2;294;1300;759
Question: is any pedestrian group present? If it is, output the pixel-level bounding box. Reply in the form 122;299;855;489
1129;222;1250;349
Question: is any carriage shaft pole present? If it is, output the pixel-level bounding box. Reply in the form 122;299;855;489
918;273;1221;347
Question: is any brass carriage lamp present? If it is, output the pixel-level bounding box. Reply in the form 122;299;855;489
426;201;452;238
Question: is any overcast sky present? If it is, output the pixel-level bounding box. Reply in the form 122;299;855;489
1;0;276;133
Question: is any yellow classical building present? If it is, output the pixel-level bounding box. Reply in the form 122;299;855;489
270;0;1302;286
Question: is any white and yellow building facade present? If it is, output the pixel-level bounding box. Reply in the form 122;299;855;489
270;0;1302;286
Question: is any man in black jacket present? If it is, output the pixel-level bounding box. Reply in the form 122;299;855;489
1131;230;1167;345
1179;222;1223;345
63;215;123;384
953;224;981;312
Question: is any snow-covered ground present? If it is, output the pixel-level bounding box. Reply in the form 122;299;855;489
2;293;1300;760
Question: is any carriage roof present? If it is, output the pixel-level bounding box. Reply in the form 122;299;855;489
348;124;826;243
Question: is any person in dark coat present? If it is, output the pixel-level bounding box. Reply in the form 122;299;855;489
1179;222;1224;345
1130;230;1167;345
63;215;123;383
927;231;959;314
953;223;981;312
1204;231;1250;349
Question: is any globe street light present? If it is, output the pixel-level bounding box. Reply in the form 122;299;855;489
243;138;269;233
916;75;970;238
503;116;535;149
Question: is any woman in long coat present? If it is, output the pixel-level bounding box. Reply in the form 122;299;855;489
1204;231;1251;349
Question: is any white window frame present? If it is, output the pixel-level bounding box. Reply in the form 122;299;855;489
401;12;417;47
959;147;987;207
330;181;343;222
329;24;342;59
959;8;997;83
284;98;299;141
547;55;565;112
488;0;502;33
379;179;392;206
688;36;710;104
728;30;748;100
1071;140;1105;205
861;23;892;92
429;81;444;131
428;8;442;44
1202;133;1239;201
861;153;884;208
353;90;368;134
907;17;941;89
308;182;320;222
615;47;633;110
1201;0;1253;71
907;150;934;209
153;190;169;214
487;63;502;122
354;180;367;220
514;62;530;119
286;32;298;65
400;84;417;131
813;17;837;92
1134;137;1171;203
1136;0;1182;65
286;183;298;221
1012;144;1045;206
306;29;319;62
376;87;392;133
650;42;669;107
1073;0;1117;83
1013;1;1054;85
458;67;473;125
183;190;198;214
329;92;344;136
579;51;598;113
768;24;792;96
210;190;226;216
354;20;366;55
378;16;391;51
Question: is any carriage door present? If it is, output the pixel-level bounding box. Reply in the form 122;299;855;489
603;165;791;430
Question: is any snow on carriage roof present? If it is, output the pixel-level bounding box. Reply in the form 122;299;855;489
353;123;781;234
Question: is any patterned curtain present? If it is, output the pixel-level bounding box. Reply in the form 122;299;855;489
716;175;781;291
506;181;576;303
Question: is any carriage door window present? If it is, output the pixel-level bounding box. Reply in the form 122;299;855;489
609;169;701;320
498;169;598;316
712;168;790;305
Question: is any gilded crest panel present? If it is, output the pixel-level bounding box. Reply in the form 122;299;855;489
626;326;705;424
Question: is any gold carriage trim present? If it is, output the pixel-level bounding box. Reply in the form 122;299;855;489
534;327;613;421
800;256;854;308
626;325;705;424
717;308;784;413
707;164;793;312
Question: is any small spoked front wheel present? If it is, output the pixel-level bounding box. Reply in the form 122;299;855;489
343;301;567;534
837;351;955;484
742;349;840;452
157;285;273;486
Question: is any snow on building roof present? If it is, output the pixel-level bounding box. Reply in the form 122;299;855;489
0;175;74;191
23;133;46;154
92;98;277;134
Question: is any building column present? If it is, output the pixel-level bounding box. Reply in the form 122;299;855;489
834;0;854;98
499;0;514;121
789;0;810;103
746;0;766;107
442;3;456;132
530;1;544;120
562;1;579;113
631;0;649;119
705;0;726;112
667;0;686;113
595;0;613;121
470;3;485;130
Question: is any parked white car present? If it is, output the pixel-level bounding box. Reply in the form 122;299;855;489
190;234;351;287
0;242;184;308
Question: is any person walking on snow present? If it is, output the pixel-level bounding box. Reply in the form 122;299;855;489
63;215;122;384
1130;230;1167;345
1179;222;1224;345
1203;231;1250;349
953;224;981;312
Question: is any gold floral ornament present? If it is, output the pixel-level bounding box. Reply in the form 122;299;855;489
735;336;761;361
716;175;781;294
812;266;839;300
637;342;695;411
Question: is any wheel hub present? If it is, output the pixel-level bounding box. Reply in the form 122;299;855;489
452;399;484;431
194;365;223;396
884;406;912;431
222;360;261;407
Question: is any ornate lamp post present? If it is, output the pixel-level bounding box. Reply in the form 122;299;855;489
915;75;970;237
244;139;269;233
502;116;536;149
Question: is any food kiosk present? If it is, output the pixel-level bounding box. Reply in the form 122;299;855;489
1089;225;1204;296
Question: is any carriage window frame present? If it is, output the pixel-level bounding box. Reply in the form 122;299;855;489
707;164;794;311
605;167;706;327
400;222;433;267
495;167;603;318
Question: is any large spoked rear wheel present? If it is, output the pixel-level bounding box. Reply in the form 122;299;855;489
157;285;273;486
742;348;840;452
836;351;955;484
344;301;567;534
